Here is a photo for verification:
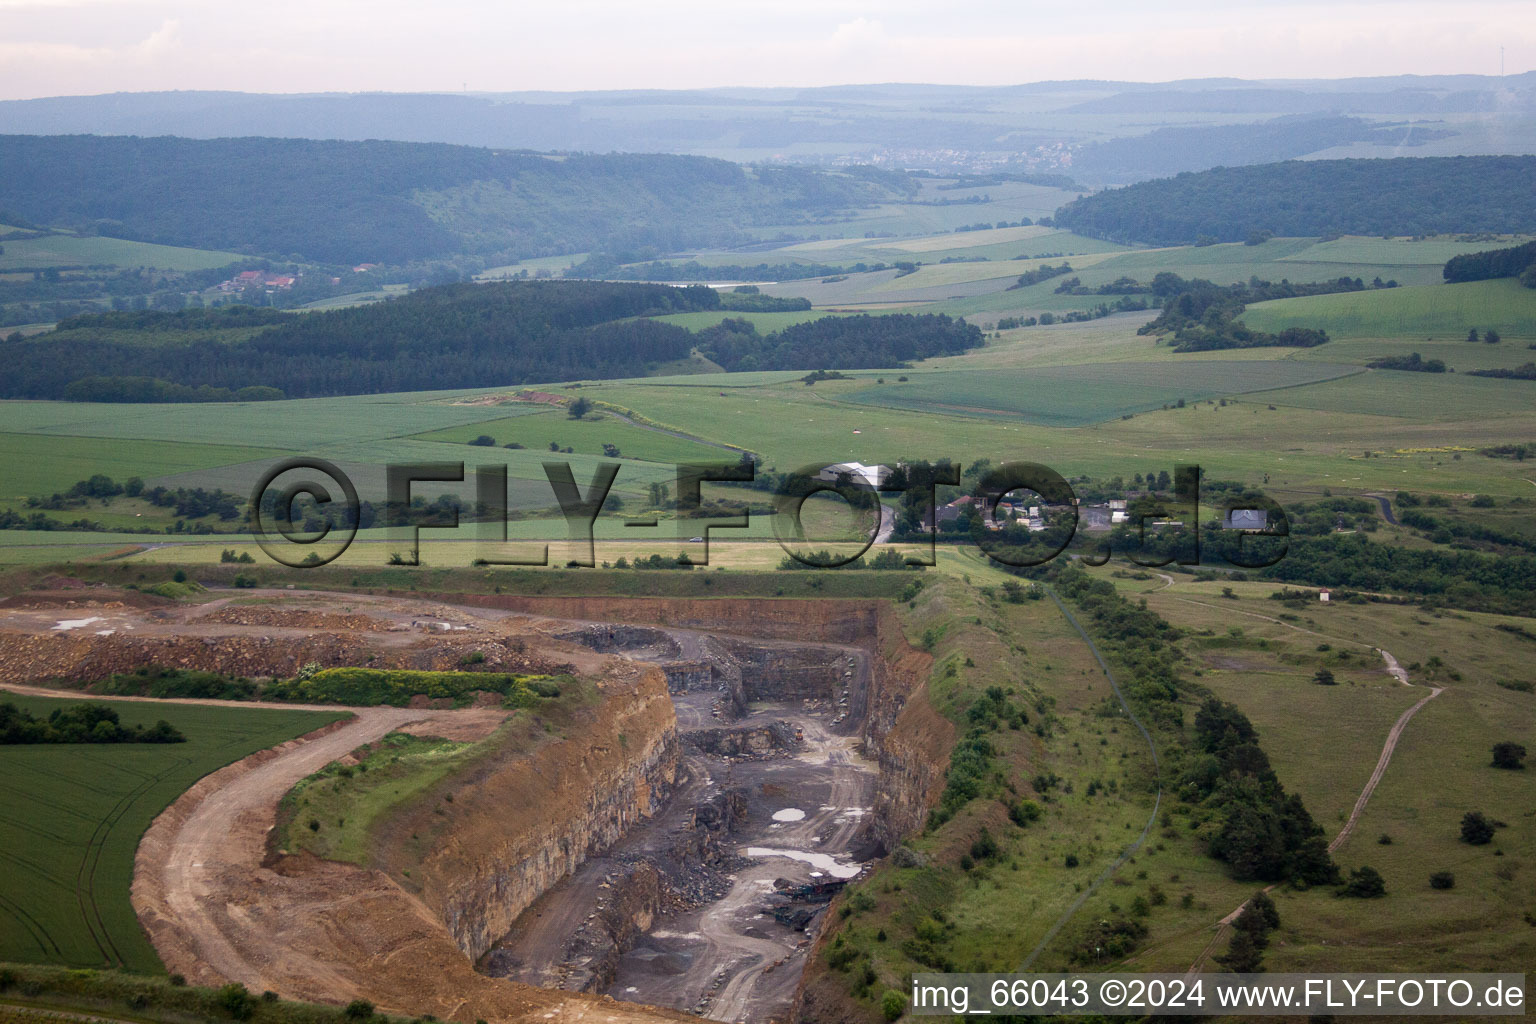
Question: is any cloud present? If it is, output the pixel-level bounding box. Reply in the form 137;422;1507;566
0;0;1529;97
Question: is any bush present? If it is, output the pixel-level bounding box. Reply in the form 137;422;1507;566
881;988;907;1021
1337;865;1386;898
1429;871;1455;890
1491;741;1527;770
263;667;564;707
1460;811;1496;845
216;983;254;1021
344;999;376;1021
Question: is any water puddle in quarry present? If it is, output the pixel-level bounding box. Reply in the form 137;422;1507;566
477;624;879;1023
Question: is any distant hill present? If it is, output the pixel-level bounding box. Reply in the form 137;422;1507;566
0;135;909;264
0;74;1529;177
1054;156;1536;245
1068;116;1451;183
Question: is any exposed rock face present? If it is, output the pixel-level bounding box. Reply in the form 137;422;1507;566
449;594;881;645
384;663;682;962
437;595;949;854
859;604;951;851
686;721;797;757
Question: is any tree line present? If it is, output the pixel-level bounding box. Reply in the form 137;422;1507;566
5;281;984;400
1443;240;1536;285
0;701;185;744
1054;157;1536;245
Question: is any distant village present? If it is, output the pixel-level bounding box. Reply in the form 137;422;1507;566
215;264;377;296
816;462;1269;533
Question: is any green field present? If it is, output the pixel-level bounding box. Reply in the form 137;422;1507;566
1243;278;1536;340
410;408;731;463
0;695;345;970
648;310;851;332
839;361;1361;426
1264;367;1536;419
0;432;286;501
0;234;242;273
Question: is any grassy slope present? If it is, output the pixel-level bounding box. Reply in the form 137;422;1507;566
0;696;345;970
1243;278;1536;340
0;234;241;272
1126;577;1536;973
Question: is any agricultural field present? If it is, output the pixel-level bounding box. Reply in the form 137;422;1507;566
0;695;345;970
838;361;1361;427
0;233;241;273
1243;278;1536;340
409;407;733;464
0;433;285;503
1263;368;1536;419
2;222;1536;563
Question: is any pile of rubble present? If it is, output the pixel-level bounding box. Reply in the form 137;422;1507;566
193;607;393;631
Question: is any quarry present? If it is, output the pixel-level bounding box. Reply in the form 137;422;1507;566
0;586;951;1024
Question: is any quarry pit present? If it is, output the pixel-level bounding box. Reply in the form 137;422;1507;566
0;587;949;1024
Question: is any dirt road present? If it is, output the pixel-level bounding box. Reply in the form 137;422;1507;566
1180;638;1440;973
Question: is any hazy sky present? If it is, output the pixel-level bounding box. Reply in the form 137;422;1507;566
0;0;1529;100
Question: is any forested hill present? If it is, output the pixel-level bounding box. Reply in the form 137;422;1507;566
0;135;910;264
1053;156;1536;245
1;280;984;400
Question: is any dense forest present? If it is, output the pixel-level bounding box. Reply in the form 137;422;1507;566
1054;157;1536;244
0;136;905;264
1136;272;1370;352
694;314;982;372
1443;240;1536;284
3;281;984;399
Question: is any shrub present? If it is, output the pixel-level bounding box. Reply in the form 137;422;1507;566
216;983;254;1021
882;988;907;1021
1429;871;1455;890
1008;799;1042;827
1337;865;1386;898
344;999;375;1021
1491;741;1527;770
1065;853;1079;868
263;667;564;707
1461;811;1496;845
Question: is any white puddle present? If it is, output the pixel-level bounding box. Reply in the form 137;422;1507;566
771;808;806;822
52;617;103;631
743;847;861;879
94;629;115;636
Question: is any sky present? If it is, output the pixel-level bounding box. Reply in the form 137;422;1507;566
0;0;1531;100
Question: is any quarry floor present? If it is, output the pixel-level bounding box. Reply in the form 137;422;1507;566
486;688;875;1023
